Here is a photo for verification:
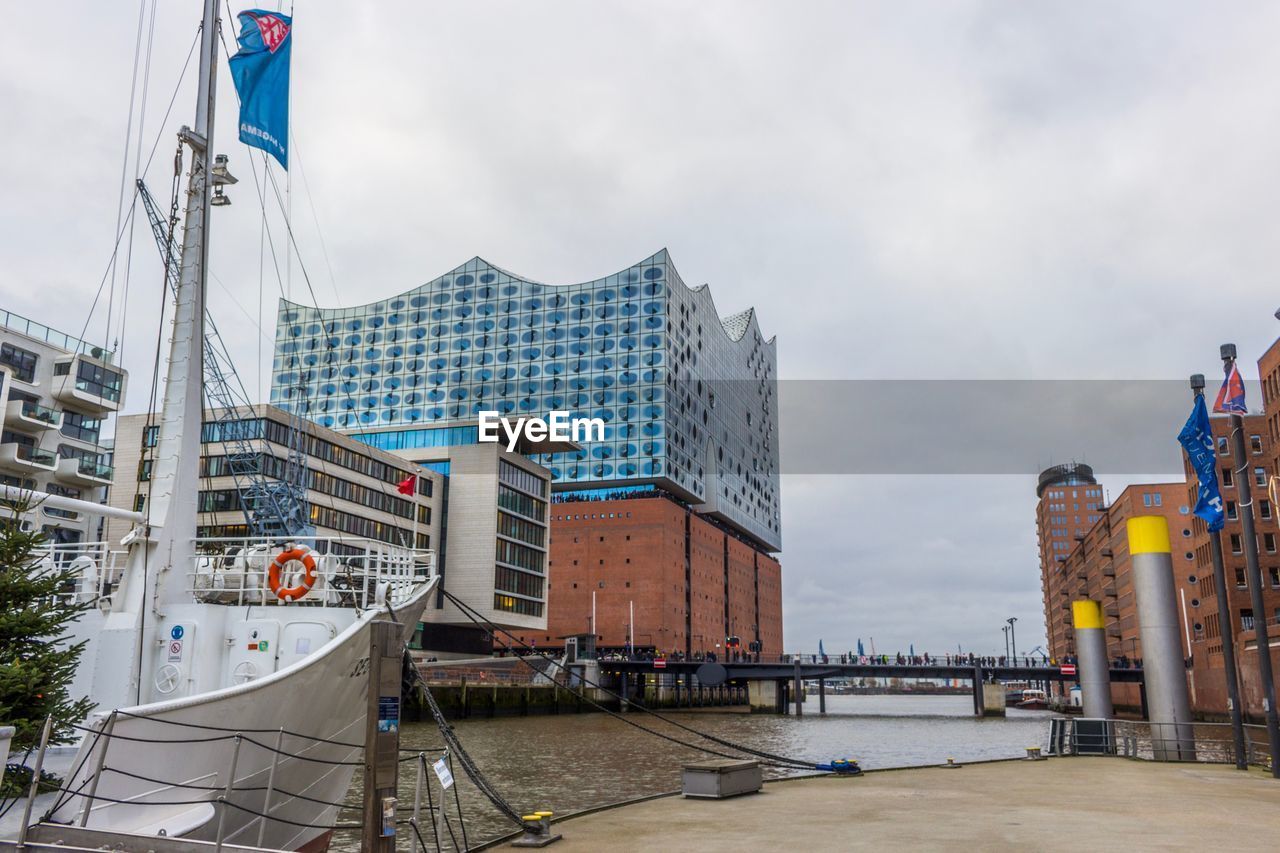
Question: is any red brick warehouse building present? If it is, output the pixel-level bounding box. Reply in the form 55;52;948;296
544;494;783;658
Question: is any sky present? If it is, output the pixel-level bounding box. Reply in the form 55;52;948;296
4;1;1280;656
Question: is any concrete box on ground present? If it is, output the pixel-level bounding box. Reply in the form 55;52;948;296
681;759;762;798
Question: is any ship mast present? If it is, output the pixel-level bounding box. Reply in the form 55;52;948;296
144;0;220;606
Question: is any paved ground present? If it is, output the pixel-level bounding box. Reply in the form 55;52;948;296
545;758;1280;852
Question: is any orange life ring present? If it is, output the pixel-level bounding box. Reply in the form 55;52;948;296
268;546;318;602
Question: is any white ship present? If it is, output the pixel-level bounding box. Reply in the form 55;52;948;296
5;1;437;849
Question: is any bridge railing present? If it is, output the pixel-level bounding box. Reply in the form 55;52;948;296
1049;716;1272;771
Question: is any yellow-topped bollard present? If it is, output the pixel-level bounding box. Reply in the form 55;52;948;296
1127;515;1171;555
1127;514;1195;760
1072;599;1112;721
514;808;562;848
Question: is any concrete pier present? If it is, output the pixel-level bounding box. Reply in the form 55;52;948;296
545;760;1280;852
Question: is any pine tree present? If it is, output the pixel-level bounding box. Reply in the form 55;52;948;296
0;497;95;757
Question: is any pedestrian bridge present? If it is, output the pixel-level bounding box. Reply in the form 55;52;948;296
598;658;1144;716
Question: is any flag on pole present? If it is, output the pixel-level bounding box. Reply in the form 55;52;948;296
1178;395;1225;532
1213;361;1247;414
856;638;865;656
818;639;825;659
228;10;292;169
397;474;417;496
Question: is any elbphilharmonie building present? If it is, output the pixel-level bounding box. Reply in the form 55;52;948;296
270;250;780;551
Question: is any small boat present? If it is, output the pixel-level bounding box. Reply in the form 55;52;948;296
1015;689;1049;710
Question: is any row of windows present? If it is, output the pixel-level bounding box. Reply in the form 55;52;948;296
494;565;546;600
494;593;543;617
200;454;430;524
496;537;545;573
499;459;547;497
498;484;545;523
497;510;545;548
1216;435;1264;455
146;417;434;497
184;488;427;548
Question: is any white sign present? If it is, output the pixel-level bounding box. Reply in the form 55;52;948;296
167;640;183;662
432;758;454;789
478;410;605;451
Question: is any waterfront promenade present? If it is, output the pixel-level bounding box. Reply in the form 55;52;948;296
544;758;1279;851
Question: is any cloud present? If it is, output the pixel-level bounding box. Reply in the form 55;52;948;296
4;1;1280;654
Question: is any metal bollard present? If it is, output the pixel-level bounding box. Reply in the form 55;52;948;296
511;808;562;848
1025;746;1045;761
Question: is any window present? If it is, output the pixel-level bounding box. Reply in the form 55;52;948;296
0;343;38;383
74;360;123;403
1266;533;1277;554
1251;435;1264;454
1153;493;1162;507
1255;467;1267;488
61;410;101;444
1227;501;1238;521
1263;501;1273;520
1269;567;1280;588
1143;494;1152;507
1235;566;1247;586
1241;609;1255;632
1223;468;1234;487
1218;436;1229;456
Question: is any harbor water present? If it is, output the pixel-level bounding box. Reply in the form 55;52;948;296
335;694;1052;850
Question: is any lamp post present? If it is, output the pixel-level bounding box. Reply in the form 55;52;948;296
1002;624;1010;661
1220;344;1280;777
1007;617;1018;665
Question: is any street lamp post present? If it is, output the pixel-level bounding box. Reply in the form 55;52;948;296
1007;617;1018;665
1002;624;1010;661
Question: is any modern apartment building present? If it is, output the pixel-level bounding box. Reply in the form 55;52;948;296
0;309;127;545
105;404;443;551
106;405;551;651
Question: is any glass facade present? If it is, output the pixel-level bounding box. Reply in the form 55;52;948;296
271;250;780;549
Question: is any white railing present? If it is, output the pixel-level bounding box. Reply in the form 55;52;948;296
33;541;127;607
188;536;435;609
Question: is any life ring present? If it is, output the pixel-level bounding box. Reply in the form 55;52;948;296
268;546;318;602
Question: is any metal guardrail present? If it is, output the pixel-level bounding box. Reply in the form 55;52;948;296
0;308;113;363
1047;716;1274;771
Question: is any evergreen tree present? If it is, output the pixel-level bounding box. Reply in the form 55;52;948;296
0;497;95;756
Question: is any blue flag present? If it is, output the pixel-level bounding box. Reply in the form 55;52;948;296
856;638;864;656
1178;395;1225;532
228;10;291;169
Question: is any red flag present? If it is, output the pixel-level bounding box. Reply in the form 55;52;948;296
397;474;417;496
1213;362;1247;415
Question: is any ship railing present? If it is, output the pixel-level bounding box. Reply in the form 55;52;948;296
31;541;127;607
187;535;435;609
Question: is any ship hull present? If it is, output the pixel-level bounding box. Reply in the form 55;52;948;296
50;579;434;851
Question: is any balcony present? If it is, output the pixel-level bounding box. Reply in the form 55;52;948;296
0;442;57;475
56;455;114;488
1104;603;1120;618
1102;563;1116;578
3;399;62;433
1103;584;1117;599
50;356;126;415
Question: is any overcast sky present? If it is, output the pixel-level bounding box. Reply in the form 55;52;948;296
5;1;1280;656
